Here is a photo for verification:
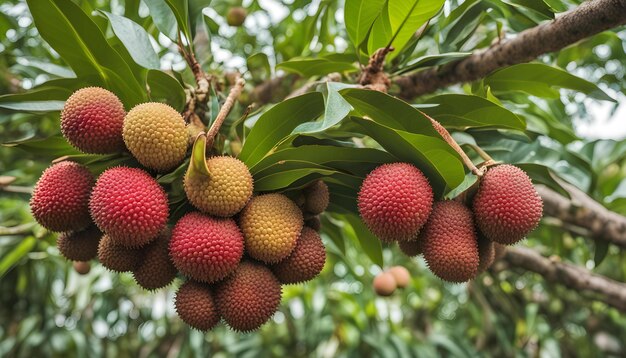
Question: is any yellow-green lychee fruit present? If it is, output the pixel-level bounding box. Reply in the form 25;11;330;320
184;156;254;217
239;193;303;263
123;102;188;172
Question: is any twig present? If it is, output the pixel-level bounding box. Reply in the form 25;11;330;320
0;223;36;236
358;47;394;92
1;185;33;194
206;78;246;148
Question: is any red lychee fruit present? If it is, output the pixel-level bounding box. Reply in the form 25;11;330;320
174;280;220;331
271;227;326;284
57;225;102;261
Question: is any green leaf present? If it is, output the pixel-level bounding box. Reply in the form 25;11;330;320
101;11;160;69
344;0;386;49
3;135;81;157
484;63;615;102
368;0;444;60
276;58;357;78
239;93;325;167
16;58;76;78
352;117;465;195
25;0;145;107
293;83;353;134
593;241;609;267
395;52;470;75
163;0;191;44
143;0;178;40
502;0;554;20
254;165;337;192
0;101;65;112
147;70;186;111
0;237;36;278
419;94;526;130
189;133;210;177
344;214;384;267
247;53;271;81
440;1;487;51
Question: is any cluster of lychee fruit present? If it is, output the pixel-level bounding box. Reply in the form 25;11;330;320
358;162;543;283
373;266;411;296
29;87;329;332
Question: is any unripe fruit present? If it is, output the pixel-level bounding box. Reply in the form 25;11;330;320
98;235;143;272
271;227;326;284
90;167;168;247
226;7;247;27
216;261;282;332
174;280;220;331
184;156;253;217
421;201;479;283
57;225;102;261
303;180;329;215
473;165;543;245
388;266;411;288
30;161;94;232
477;235;496;274
239;194;303;263
373;272;397;296
73;261;91;275
123;102;188;172
398;239;422;257
358;163;433;242
170;212;244;283
61;87;126;154
133;233;178;290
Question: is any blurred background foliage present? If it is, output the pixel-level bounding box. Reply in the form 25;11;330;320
1;0;626;357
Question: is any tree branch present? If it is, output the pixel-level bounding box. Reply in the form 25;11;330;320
503;247;626;312
206;78;246;148
394;0;626;99
536;184;626;248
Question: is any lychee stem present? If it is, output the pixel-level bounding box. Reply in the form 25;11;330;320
206;78;246;149
418;110;484;177
471;143;495;163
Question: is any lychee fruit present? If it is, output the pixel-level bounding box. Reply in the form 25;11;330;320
239;193;303;263
133;232;178;290
388;266;411;288
122;102;188;172
473;164;543;245
89;167;168;247
303;180;329;215
97;234;143;272
358;163;433;242
169;212;244;283
226;7;247;27
73;261;91;275
174;280;220;331
477;235;496;274
398;239;422;257
60;87;126;154
421;201;479;283
215;261;282;332
57;225;102;261
270;227;326;284
305;216;321;232
30;161;94;232
184;156;253;217
373;272;397;296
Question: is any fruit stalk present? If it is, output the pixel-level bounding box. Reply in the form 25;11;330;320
206;77;246;148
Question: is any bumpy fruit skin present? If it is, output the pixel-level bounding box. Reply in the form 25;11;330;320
271;227;326;284
226;7;247;26
73;261;91;275
358;163;433;242
184;156;253;217
477;235;496;274
98;235;143;272
30;161;94;232
90;167;168;247
422;201;479;283
388;266;411;288
473;165;543;245
123;102;188;172
170;212;244;283
175;280;220;331
133;233;177;290
373;272;397;296
57;225;102;261
303;180;329;215
216;261;282;332
305;216;321;232
61;87;126;154
239;194;303;263
398;239;422;257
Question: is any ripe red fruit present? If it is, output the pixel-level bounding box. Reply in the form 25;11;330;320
398;239;422;257
133;233;178;290
421;201;479;283
57;225;102;261
174;280;220;331
303;180;329;215
358;163;433;242
61;87;126;154
477;234;496;274
473;165;543;245
73;261;91;275
373;272;397;296
170;212;244;283
89;167;168;247
271;227;326;284
216;261;282;332
98;235;143;272
388;266;411;288
30;161;94;232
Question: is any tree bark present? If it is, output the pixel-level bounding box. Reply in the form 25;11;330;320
394;0;626;99
503;247;626;312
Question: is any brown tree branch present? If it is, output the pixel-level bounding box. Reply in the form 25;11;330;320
503;247;626;312
206;78;246;149
394;0;626;99
536;184;626;248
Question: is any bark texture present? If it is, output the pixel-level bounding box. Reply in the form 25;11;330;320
394;0;626;99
